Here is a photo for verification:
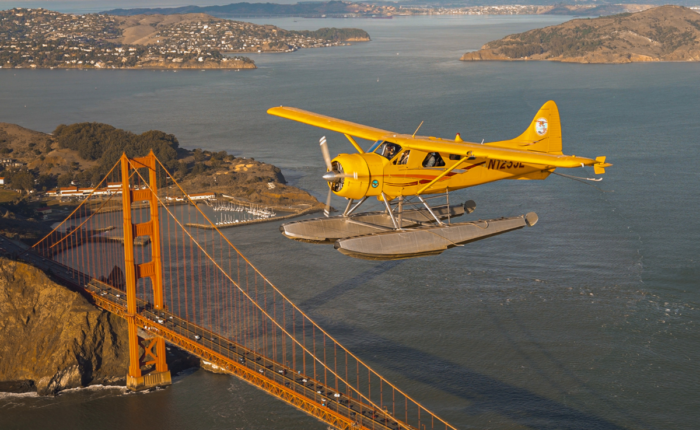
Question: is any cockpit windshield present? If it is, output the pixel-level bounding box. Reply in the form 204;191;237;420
367;140;383;153
375;142;402;160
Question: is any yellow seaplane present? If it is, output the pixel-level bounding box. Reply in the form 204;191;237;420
268;101;611;260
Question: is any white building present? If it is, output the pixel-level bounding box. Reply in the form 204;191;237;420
188;192;215;201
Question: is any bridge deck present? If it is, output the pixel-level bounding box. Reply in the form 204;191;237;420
85;279;408;430
0;235;417;430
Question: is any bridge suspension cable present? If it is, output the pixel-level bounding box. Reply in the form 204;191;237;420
29;152;458;430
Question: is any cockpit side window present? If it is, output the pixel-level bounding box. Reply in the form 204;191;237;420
422;152;445;167
395;150;411;165
375;142;402;160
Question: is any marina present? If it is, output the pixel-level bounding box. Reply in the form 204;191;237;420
209;200;277;226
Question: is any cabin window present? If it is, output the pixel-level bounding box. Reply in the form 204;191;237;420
375;142;402;160
395;150;411;165
422;152;445;167
367;140;383;153
449;154;462;160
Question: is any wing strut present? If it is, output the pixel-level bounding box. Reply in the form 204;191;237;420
344;134;364;154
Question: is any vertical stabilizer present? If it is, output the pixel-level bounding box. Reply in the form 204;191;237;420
487;101;563;154
515;100;562;154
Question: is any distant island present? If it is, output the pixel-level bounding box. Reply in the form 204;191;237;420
0;8;369;70
103;1;664;19
461;5;700;64
104;1;396;18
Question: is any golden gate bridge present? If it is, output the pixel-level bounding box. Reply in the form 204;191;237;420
24;152;458;430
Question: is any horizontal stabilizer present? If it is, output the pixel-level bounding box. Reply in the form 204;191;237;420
594;156;612;175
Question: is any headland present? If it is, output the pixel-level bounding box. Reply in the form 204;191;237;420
0;121;324;241
461;6;700;64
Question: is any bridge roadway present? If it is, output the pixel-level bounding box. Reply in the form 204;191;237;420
0;236;414;430
86;279;407;430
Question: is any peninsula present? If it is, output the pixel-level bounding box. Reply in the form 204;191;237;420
461;6;700;64
0;8;369;70
0;121;323;241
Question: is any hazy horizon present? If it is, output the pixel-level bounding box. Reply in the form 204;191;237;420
2;0;698;15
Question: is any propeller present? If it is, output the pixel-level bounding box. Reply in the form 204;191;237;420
320;136;334;217
318;136;360;217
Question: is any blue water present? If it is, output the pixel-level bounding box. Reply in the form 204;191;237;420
1;15;699;430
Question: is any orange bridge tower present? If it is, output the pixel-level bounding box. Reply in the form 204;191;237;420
120;152;172;391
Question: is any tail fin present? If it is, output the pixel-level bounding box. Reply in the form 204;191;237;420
514;100;562;154
486;101;563;154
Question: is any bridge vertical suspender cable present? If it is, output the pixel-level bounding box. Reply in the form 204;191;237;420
28;152;459;430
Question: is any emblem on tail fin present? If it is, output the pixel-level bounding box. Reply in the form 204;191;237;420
535;118;548;136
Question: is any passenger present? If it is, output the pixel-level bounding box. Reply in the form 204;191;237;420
423;152;445;167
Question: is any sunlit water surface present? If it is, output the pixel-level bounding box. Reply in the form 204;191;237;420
1;15;698;430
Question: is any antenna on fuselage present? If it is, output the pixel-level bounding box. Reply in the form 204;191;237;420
412;121;424;138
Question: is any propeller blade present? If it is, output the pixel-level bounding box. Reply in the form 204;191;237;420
319;136;332;171
324;187;332;217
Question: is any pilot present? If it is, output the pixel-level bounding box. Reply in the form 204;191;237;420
384;144;397;159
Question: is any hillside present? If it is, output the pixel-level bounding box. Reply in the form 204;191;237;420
1;8;369;70
109;13;370;53
0;8;255;70
461;5;700;64
0;122;323;210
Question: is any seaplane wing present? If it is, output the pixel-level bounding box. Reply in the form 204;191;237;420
268;106;611;172
268;106;391;142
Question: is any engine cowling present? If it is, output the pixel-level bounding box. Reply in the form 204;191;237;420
328;153;385;200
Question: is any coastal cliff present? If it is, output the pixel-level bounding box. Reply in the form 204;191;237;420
0;257;201;395
0;258;128;395
461;6;700;64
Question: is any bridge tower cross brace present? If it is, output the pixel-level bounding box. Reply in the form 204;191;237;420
121;152;172;391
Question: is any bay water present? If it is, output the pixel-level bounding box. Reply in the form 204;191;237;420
1;15;698;430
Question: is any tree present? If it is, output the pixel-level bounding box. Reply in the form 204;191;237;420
193;148;205;162
10;171;34;192
57;173;73;187
36;174;56;191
